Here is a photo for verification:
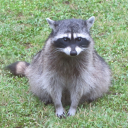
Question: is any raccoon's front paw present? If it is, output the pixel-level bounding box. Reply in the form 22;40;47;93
67;108;76;116
56;108;65;119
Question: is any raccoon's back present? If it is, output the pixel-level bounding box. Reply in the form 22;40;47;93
93;50;111;71
92;50;111;87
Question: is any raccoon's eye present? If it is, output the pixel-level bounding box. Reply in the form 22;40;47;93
76;37;82;41
63;37;69;42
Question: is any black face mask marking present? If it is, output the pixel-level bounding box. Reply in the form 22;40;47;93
76;37;90;48
75;37;82;42
54;37;70;48
54;36;90;48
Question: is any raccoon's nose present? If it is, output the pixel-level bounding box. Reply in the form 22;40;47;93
70;50;77;56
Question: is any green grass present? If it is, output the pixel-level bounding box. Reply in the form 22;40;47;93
0;0;128;127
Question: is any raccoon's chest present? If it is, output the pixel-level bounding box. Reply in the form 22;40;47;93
47;55;83;84
55;61;80;79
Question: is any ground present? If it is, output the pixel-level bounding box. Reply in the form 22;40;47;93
0;0;128;127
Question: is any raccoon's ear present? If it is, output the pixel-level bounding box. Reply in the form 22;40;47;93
86;16;95;30
46;18;56;30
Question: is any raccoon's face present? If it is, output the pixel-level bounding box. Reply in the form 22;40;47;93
46;16;95;56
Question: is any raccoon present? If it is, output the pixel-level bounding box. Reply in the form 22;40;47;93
6;16;111;118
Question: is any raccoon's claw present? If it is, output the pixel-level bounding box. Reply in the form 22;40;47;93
67;112;71;116
56;107;66;118
57;112;66;119
67;112;74;117
67;112;75;116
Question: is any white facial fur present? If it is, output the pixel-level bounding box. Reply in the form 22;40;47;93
75;46;83;55
53;33;90;41
53;34;71;41
75;33;90;40
60;47;71;56
60;46;83;56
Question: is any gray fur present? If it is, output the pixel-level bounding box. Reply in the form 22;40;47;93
7;16;111;118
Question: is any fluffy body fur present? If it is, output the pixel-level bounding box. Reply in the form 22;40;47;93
7;16;111;118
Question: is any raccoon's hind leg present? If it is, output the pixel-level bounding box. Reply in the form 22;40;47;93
31;84;65;118
30;85;53;105
38;91;53;105
6;61;30;76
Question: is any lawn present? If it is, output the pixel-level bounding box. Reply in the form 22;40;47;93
0;0;128;127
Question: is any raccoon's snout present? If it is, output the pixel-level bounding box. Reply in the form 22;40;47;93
70;50;77;56
61;46;83;56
